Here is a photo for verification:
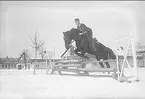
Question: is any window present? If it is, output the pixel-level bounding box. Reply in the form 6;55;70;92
11;65;13;68
8;64;10;69
2;65;4;68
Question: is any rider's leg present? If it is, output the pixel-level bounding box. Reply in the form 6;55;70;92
87;30;96;51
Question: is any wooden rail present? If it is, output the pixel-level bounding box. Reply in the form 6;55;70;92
51;59;117;76
77;68;115;72
53;64;82;67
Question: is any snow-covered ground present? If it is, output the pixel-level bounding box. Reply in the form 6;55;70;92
0;69;145;99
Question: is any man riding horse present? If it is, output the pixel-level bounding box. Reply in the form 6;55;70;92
74;18;96;52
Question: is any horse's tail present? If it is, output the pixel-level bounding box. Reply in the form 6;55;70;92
106;47;116;59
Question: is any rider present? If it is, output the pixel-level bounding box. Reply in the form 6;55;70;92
74;18;96;52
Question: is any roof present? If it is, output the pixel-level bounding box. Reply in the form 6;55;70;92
0;58;19;64
31;58;61;63
18;52;31;62
0;58;62;64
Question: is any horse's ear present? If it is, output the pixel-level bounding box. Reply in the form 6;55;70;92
71;28;75;30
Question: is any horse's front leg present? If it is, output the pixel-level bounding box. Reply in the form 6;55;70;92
74;48;83;57
80;49;89;59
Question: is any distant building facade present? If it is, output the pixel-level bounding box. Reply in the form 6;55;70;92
0;58;18;69
0;56;144;69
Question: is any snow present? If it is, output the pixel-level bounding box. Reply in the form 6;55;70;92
0;69;145;99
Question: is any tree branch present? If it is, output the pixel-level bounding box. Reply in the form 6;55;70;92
30;37;35;45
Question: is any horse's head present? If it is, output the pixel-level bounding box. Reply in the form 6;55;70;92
63;28;82;49
63;31;71;49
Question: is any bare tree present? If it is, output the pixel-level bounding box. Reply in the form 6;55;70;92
39;46;46;70
30;31;45;74
39;46;45;61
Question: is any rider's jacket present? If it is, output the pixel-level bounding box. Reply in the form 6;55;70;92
77;23;91;34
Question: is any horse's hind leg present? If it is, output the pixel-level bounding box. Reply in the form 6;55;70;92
105;62;110;68
99;62;104;68
103;54;110;68
95;55;104;68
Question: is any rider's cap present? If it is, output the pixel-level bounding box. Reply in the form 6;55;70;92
74;18;80;22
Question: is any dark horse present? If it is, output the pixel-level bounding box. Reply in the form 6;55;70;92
63;28;116;68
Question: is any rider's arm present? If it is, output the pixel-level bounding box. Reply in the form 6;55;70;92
80;24;89;34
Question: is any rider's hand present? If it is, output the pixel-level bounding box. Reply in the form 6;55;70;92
79;33;83;35
84;31;87;34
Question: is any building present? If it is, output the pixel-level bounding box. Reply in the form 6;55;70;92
0;57;61;69
17;51;32;69
0;55;144;69
0;58;18;69
137;51;145;68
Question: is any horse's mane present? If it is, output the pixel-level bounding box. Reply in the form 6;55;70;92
67;28;80;37
64;28;76;35
70;28;82;33
63;28;83;41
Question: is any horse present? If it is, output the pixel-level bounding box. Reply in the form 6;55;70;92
63;28;116;68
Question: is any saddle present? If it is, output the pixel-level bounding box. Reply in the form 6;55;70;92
79;33;97;52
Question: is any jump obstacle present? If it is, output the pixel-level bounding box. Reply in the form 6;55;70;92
51;59;117;78
50;43;118;79
45;35;139;83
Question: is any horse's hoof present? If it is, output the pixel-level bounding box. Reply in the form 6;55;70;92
135;79;139;82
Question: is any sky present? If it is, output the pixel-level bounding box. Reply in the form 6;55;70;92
0;1;145;58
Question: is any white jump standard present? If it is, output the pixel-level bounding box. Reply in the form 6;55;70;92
115;35;139;83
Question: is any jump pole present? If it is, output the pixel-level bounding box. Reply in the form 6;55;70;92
46;55;48;74
131;36;139;81
115;41;121;81
120;39;131;78
116;38;133;78
115;34;139;82
116;40;132;70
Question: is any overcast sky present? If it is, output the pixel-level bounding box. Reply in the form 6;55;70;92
0;1;145;58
